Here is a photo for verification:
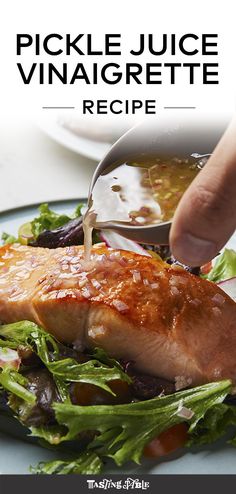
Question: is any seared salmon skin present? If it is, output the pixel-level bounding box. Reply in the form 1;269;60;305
0;242;236;385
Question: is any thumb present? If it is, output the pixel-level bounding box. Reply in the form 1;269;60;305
170;118;236;266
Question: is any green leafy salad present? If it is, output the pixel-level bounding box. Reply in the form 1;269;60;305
1;203;84;246
1;205;236;474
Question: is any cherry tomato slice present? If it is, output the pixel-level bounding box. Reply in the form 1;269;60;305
143;423;188;459
201;261;213;275
70;379;132;406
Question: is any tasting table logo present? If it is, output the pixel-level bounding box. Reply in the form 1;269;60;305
86;477;150;490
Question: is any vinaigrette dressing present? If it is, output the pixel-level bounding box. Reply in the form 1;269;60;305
83;157;199;261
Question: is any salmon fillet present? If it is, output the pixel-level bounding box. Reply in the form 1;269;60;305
0;242;236;385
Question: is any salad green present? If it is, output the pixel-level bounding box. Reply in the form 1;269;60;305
1;203;83;245
0;321;236;474
1;232;18;244
31;203;83;239
203;248;236;283
0;321;130;397
30;451;103;475
1;204;236;474
31;381;236;474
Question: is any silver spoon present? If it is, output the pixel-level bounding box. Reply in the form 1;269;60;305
88;116;228;245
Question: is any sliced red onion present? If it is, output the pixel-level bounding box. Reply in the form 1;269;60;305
82;286;93;299
0;348;21;370
91;279;102;290
119;256;129;266
78;278;88;288
177;405;195;420
151;282;160;290
100;230;151;257
217;277;236;302
112;299;129;312
131;270;142;283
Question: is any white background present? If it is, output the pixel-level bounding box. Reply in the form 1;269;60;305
0;0;235;210
1;0;235;117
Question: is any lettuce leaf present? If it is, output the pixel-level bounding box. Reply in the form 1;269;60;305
1;321;236;474
28;380;233;473
0;369;35;404
40;380;231;466
1;232;18;245
204;249;236;283
31;203;83;239
1;203;84;245
0;321;131;395
30;451;103;474
187;402;236;447
47;358;130;394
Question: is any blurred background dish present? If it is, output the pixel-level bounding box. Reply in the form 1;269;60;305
38;113;132;161
0;118;96;213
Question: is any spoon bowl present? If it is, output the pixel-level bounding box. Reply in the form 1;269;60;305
88;114;229;245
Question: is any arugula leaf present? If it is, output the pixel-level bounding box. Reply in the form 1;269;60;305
30;451;103;474
204;249;236;282
0;321;130;394
45;380;232;466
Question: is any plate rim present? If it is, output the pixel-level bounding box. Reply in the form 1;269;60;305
0;198;87;218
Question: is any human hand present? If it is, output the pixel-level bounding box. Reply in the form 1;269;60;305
170;118;236;266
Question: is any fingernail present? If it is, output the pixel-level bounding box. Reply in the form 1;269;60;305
172;233;217;266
